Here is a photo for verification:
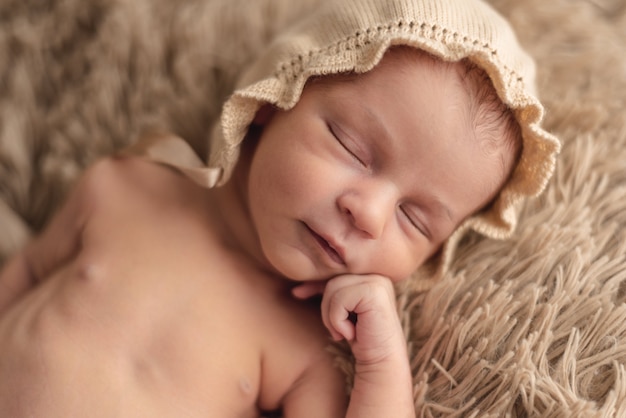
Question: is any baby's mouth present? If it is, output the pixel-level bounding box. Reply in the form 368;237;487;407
305;224;346;266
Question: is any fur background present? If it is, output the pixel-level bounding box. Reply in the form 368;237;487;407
1;0;625;416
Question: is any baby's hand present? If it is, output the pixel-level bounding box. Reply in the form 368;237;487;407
292;274;404;365
294;276;415;418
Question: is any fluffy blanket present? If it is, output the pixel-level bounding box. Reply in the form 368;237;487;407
1;0;625;416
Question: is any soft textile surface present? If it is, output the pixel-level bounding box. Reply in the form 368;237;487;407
0;0;625;416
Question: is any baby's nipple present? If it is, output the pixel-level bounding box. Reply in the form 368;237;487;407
239;376;253;396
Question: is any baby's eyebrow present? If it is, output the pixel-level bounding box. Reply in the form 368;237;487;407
358;103;393;151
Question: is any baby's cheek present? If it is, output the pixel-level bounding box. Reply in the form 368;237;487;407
288;159;347;205
373;242;428;282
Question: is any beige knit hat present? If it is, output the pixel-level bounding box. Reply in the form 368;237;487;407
131;0;560;291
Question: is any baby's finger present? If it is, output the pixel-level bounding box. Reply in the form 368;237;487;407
326;292;357;342
291;281;327;300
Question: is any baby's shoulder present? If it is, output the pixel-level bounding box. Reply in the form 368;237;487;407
77;156;186;204
71;155;210;226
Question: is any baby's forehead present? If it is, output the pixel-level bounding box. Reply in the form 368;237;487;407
311;48;486;127
305;48;472;108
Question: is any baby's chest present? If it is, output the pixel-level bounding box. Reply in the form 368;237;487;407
1;267;266;416
6;249;325;416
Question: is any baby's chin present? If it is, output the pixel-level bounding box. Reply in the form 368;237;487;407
266;249;395;282
276;265;335;284
264;251;336;283
261;241;416;283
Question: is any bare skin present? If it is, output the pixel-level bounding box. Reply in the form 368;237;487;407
0;158;350;417
0;49;515;418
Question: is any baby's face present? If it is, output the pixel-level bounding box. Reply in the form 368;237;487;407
247;50;513;283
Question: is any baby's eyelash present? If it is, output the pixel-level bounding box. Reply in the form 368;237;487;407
400;206;429;237
328;123;366;166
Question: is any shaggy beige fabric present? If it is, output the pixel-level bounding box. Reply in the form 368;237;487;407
0;0;625;416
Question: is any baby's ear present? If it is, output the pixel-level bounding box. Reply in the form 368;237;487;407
252;104;276;127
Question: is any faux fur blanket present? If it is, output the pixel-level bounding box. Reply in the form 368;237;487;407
1;0;625;416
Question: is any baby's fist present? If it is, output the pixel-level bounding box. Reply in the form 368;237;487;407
320;274;404;365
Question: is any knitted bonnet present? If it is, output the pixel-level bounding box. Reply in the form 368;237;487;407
134;0;560;291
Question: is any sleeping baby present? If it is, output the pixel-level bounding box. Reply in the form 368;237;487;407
0;0;559;416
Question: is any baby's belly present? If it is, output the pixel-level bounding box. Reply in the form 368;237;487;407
0;262;262;418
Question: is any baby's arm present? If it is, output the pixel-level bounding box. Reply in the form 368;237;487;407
292;275;415;418
0;162;98;315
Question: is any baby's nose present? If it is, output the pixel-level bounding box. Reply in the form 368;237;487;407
338;182;397;239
